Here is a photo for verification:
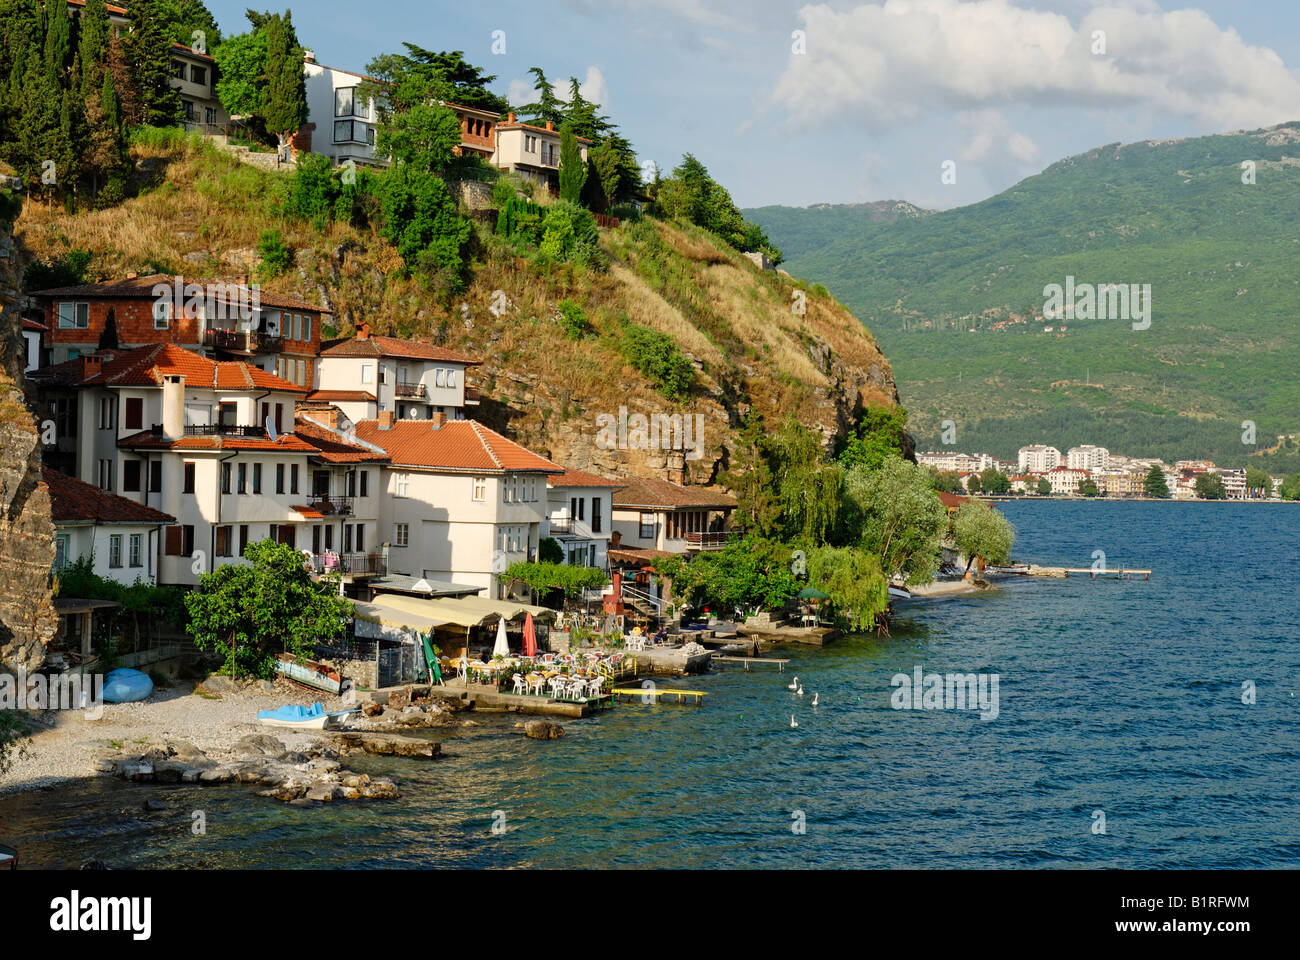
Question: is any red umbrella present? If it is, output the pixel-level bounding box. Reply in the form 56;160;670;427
522;612;538;658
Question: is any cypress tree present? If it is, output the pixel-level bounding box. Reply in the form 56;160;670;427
78;0;110;99
127;0;181;127
558;123;586;204
259;11;307;159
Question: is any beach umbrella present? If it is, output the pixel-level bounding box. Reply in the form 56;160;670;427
522;612;538;658
492;617;510;657
797;587;830;600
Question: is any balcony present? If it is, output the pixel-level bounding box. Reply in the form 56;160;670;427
309;552;386;578
549;517;574;535
307;494;354;516
204;328;284;354
182;423;267;438
684;531;735;551
394;381;427;398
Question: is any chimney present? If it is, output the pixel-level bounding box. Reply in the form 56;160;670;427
507;112;515;123
161;374;185;441
80;354;104;381
377;409;395;431
544;120;553;132
125;271;138;280
356;321;370;341
610;530;622;548
430;411;445;430
303;48;315;63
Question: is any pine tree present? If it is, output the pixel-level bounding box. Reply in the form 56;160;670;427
259;10;307;158
1143;464;1169;498
126;0;181;127
518;67;564;126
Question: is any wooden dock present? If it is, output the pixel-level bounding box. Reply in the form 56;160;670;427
1062;568;1151;580
610;687;708;706
712;656;790;672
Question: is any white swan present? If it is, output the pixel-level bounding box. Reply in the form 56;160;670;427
811;692;819;706
790;714;798;728
796;684;804;696
787;676;799;691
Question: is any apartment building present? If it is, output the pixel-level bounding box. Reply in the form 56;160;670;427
45;466;175;586
611;476;737;555
545;469;621;570
353;412;562;597
170;43;227;133
1045;465;1089;495
1018;445;1062;474
315;323;479;421
1067;444;1110;471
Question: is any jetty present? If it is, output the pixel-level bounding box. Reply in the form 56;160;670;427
712;656;790;672
1022;564;1151;580
610;686;708;706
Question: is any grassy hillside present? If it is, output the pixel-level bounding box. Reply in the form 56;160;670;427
747;123;1300;469
15;134;901;482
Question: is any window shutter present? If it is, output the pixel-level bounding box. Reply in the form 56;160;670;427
165;526;183;556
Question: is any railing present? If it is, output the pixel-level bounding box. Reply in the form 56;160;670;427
204;328;284;354
622;584;663;614
308;494;354;516
181;423;267;438
549;517;575;535
684;531;734;550
394;381;427;398
309;552;386;577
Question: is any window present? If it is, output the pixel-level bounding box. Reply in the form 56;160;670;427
54;535;69;570
361;364;374;384
218;402;237;428
346;470;357;498
447;368;457;388
276;464;285;494
312;525;321;555
57;302;89;329
124;397;143;430
98;397;115;430
171;60;187;80
639;512;656;539
182;524;195;557
108;535;122;568
436;368;446;388
153;297;170;329
592;496;602;533
129;534;142;568
221;463;232;494
123;460;142;492
333;119;372;144
290;464;299;494
334;86;355;117
253;463;262;494
205;106;216;125
394;473;409;497
394;523;409;547
149;460;162;493
360;470;368;498
324;525;333;551
355;524;364;552
190;65;206;85
473;476;486;501
97;459;113;491
215;525;232;557
50;398;76;439
343;524;352;553
503;477;512;503
183;462;196;494
237;462;247;494
303;315;312;341
239;525;249;556
293;314;302;341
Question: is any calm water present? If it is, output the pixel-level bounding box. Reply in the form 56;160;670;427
3;501;1298;869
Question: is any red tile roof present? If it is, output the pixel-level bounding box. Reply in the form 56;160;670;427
353;419;560;473
38;344;307;393
548;468;622;488
118;431;320;453
22;317;46;331
611;476;737;510
294;415;390;463
319;335;480;364
29;273;331;313
306;389;376;403
43;467;175;526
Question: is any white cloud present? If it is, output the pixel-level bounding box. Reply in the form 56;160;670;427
579;65;610;109
773;0;1300;131
507;78;534;109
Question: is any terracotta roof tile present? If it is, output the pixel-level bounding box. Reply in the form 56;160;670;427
294;415;390;463
305;389;376;403
118;430;319;453
548;468;622;488
43;467;175;525
611;476;737;510
318;335;480;364
353;419;559;472
36;344;307;393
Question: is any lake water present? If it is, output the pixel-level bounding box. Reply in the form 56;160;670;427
4;501;1298;868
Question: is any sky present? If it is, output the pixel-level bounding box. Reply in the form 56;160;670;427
206;0;1300;210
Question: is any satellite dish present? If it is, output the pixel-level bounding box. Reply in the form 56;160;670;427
265;415;279;442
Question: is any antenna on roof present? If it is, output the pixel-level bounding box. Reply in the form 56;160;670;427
266;415;279;442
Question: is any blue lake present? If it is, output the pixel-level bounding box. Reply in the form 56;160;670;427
4;500;1298;868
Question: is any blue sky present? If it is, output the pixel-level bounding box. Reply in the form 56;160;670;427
206;0;1300;210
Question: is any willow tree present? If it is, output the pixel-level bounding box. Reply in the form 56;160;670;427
951;500;1014;576
842;457;946;585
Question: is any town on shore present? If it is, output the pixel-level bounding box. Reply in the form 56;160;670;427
917;444;1293;500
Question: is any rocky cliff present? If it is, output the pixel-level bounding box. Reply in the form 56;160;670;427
0;179;57;672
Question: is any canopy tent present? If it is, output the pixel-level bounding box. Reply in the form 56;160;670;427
368;593;556;629
797;587;831;600
492;618;510;657
352;598;450;634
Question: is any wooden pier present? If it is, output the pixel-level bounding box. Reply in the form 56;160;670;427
712;656;790;672
610;687;708;706
1061;568;1151;580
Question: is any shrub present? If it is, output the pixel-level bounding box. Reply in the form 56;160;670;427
556;299;591;340
23;248;93;292
256;229;292;277
620;322;695;401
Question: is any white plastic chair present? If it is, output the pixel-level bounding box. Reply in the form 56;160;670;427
586;675;605;697
511;673;527;695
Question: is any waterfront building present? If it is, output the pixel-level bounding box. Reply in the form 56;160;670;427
1067;444;1109;471
1045;465;1089;495
1018;444;1062;474
610;476;737;555
545;469;622;572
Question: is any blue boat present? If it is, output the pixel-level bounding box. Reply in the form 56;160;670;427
101;668;153;704
256;702;354;729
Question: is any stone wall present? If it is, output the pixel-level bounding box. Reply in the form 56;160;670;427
0;179;58;672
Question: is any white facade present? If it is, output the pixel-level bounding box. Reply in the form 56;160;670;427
1018;445;1062;474
302;58;380;166
1045;466;1089;495
545;481;615;571
1067;444;1110;471
315;354;470;420
54;521;162;586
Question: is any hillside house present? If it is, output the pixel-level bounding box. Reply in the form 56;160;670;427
610;476;737;556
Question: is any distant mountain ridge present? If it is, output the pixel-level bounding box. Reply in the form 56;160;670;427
745;122;1300;469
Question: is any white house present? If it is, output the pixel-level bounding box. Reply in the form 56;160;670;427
354;412;562;597
1066;444;1109;471
45;466;175;586
1045;465;1089;495
545;469;621;571
610;476;737;555
22;317;44;373
315;323;480;422
1018;445;1062;474
300;55;381;167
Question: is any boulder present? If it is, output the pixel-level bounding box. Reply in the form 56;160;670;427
361;701;383;717
197;675;239;696
361;778;399;799
164;740;208;763
234;734;288;759
304;782;339;803
387;687;412;708
522;720;565;740
142;798;168;811
152;760;191;784
335;732;439;759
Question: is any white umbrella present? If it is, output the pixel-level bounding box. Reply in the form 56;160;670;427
492;617;510;657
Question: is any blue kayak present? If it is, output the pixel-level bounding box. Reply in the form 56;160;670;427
102;668;153;704
256;702;352;729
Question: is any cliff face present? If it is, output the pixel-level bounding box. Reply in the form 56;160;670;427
0;180;57;673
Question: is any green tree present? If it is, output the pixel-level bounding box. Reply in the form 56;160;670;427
378;164;471;294
766;419;843;544
375;100;461;173
842;457;946;585
1244;466;1272;498
721;411;779;536
929;468;963;493
184;539;353;679
257;9;307;157
517;66;564;126
1036;477;1052;496
392;46;508;114
951;500;1015;576
126;0;181;126
1193;471;1227;500
838;405;909;470
213;28;267;118
666;536;800;618
804;545;890;632
1280;473;1300;501
499;560;606;609
1078;477;1100;497
558;122;587;204
980;467;1012;494
1143;464;1169;498
965;471;983;494
157;0;222;49
538;537;564;564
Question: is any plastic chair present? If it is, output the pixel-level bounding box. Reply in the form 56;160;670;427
511;673;527;695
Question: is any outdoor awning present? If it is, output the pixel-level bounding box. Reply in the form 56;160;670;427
291;505;324;519
368;593;556;629
351;598;450;632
